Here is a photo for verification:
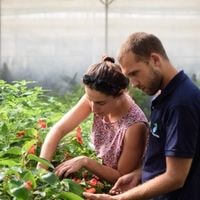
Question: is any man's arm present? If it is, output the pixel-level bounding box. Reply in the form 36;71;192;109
84;157;192;200
117;157;192;199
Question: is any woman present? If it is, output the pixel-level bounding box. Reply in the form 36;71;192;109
38;56;148;183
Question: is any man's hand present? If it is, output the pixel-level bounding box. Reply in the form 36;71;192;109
109;169;141;195
83;192;117;200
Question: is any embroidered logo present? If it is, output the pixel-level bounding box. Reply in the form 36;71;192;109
151;123;160;138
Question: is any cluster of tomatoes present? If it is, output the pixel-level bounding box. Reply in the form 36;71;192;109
72;175;104;194
16;118;48;155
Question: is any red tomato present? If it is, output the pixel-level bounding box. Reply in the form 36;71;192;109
38;119;47;129
88;178;99;186
27;145;36;154
16;131;25;138
76;126;83;145
72;177;82;183
85;187;96;193
24;180;33;190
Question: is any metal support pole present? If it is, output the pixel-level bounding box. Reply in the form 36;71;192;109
99;0;115;53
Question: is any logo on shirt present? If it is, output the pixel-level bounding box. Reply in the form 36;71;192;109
151;123;160;138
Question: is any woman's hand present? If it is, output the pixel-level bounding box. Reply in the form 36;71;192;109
54;156;88;177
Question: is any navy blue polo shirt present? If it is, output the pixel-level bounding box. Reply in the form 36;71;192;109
142;71;200;200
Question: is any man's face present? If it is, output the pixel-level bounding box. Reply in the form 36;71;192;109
120;52;162;95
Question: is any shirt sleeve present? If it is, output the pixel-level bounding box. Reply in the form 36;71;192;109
164;105;199;158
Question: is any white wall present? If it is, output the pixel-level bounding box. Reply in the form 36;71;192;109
1;0;200;93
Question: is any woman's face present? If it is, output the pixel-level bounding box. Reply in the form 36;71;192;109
85;86;117;116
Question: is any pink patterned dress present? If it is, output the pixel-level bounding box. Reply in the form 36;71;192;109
91;99;148;169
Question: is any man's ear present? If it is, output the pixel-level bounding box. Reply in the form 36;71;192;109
150;53;161;67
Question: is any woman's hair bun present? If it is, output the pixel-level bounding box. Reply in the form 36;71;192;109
103;56;115;63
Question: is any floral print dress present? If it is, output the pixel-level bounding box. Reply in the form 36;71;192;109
91;100;148;169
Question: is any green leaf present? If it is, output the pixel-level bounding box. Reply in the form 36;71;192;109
62;179;84;197
41;172;59;184
2;146;22;156
10;185;31;199
8;179;30;199
27;154;54;169
25;128;38;137
23;170;36;189
0;172;5;181
22;140;36;153
0;122;8;133
1;166;22;177
59;191;84;200
0;159;21;167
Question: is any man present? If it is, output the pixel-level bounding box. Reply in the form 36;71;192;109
84;32;200;200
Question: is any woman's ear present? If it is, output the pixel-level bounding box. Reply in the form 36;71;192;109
118;89;126;96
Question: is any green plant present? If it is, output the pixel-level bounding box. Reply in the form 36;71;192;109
0;80;110;199
128;87;151;119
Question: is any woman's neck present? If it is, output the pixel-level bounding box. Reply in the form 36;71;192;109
107;93;131;123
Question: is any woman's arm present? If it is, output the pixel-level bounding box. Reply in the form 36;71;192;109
85;122;147;183
117;122;148;175
38;94;91;167
54;122;147;183
54;155;121;183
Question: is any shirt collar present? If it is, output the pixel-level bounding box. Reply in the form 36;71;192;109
152;70;187;105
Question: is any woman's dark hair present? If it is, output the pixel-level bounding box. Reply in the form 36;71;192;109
82;56;129;97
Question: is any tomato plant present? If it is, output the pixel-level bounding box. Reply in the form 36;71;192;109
0;80;111;199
